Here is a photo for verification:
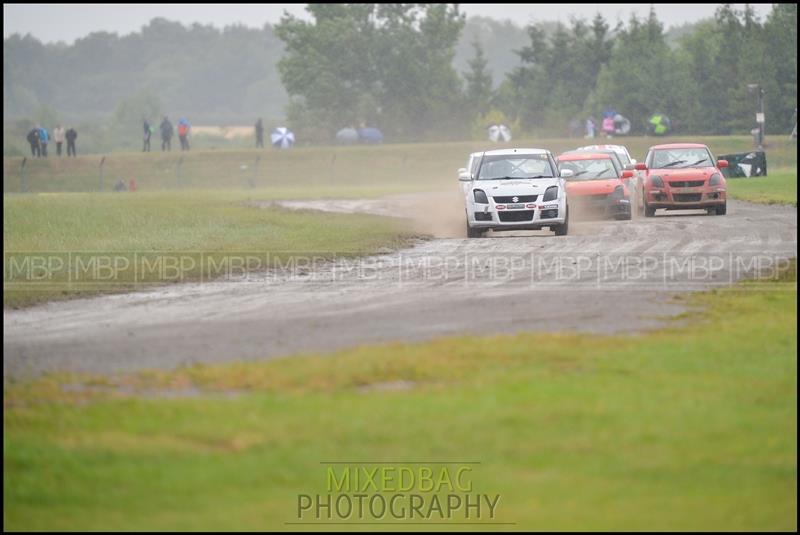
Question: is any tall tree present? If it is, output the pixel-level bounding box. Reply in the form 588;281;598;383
588;8;688;133
464;40;493;117
712;4;768;133
275;3;467;141
675;20;723;133
499;13;616;132
763;3;797;134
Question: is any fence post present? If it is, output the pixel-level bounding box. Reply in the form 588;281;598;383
20;157;28;193
99;156;106;192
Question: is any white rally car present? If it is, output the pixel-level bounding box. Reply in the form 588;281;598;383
459;148;572;237
458;152;483;196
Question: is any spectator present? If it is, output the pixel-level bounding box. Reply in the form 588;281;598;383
53;124;66;156
143;119;152;152
585;117;596;139
65;127;78;157
177;118;190;151
255;118;264;148
26;127;41;157
602;115;615;138
160;116;173;151
568;118;581;138
38;125;50;157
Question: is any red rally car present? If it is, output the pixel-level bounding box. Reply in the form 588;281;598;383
636;143;729;217
557;151;634;220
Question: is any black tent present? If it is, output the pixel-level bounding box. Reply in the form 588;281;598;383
718;150;768;178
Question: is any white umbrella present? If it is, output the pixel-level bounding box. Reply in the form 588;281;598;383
488;124;512;142
613;114;631;135
270;127;295;149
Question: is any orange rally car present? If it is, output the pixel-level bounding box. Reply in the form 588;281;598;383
636;143;728;217
556;151;633;220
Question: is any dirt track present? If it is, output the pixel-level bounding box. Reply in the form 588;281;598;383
4;196;796;378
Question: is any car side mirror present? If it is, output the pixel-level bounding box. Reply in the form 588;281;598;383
717;159;729;169
621;170;634;179
560;169;575;179
635;163;648;171
458;168;471;181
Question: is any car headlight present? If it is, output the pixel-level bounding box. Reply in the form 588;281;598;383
709;172;722;186
473;189;489;204
543;186;559;202
650;175;664;188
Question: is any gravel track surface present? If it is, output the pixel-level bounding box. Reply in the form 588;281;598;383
4;197;796;378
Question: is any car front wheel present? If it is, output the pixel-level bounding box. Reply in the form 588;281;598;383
554;206;569;236
466;213;485;238
616;206;632;220
716;201;727;215
643;193;655;217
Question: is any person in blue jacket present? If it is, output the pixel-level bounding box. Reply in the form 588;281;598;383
38;126;50;157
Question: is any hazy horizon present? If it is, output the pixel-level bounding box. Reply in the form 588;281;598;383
4;3;774;44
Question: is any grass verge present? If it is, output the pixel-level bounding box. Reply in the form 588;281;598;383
4;264;796;530
3;190;418;308
4;135;796;194
727;169;798;206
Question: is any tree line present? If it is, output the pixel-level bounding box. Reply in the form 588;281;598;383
3;4;797;151
4;17;288;125
278;3;796;142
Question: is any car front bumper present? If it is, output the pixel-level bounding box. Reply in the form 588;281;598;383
571;194;631;218
469;202;566;230
645;186;726;209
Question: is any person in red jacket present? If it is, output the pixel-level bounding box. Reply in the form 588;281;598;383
177;118;191;151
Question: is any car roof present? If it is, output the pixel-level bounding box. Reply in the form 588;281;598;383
562;148;622;160
650;143;708;150
481;148;551;156
577;144;629;153
557;152;613;161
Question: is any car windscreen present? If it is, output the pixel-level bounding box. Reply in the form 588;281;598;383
579;146;631;165
613;150;631;165
476;154;555;180
650;148;714;169
558;158;619;180
569;150;623;172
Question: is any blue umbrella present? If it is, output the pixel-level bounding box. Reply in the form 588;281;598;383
270;127;295;149
357;127;384;144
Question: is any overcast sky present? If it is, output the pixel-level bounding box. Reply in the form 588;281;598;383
4;3;774;44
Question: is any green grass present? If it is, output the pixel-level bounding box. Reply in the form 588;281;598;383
727;169;797;206
4;135;796;194
3;190;417;307
4;265;796;531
